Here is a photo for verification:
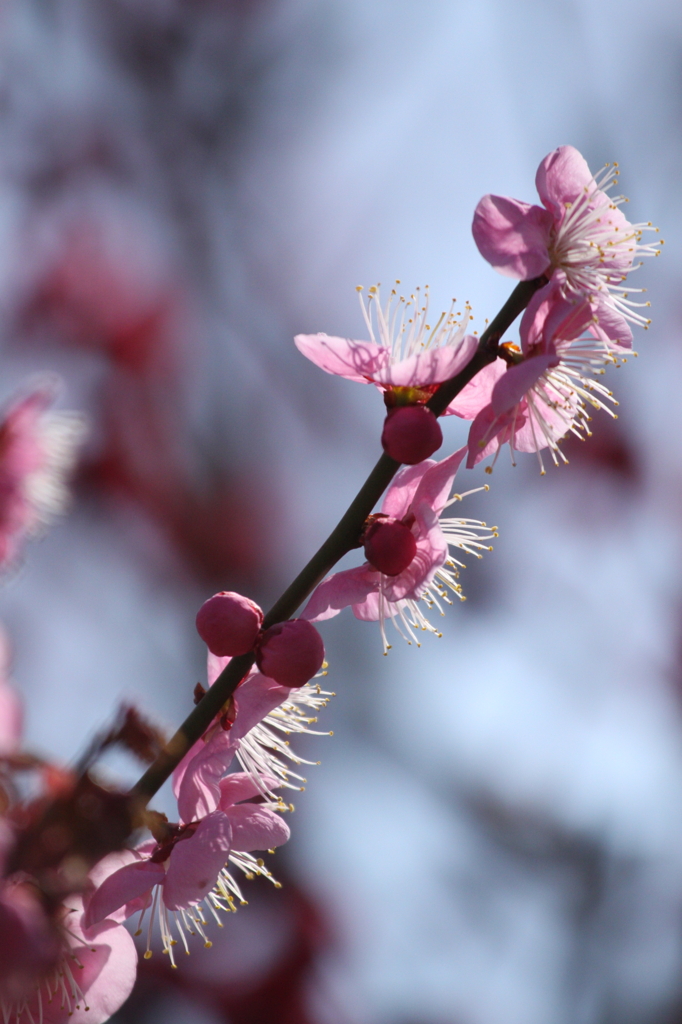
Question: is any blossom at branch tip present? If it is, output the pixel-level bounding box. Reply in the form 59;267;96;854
465;275;622;474
472;145;661;326
0;378;86;573
2;896;137;1024
302;448;497;651
295;284;478;395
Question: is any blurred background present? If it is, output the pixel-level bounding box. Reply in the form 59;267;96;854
0;1;681;1022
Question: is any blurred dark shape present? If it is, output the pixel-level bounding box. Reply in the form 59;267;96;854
560;407;639;482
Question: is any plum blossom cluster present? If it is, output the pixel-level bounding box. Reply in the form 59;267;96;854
0;618;332;1017
85;652;332;968
297;146;661;474
0;144;661;1024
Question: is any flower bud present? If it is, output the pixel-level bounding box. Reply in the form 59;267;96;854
381;405;443;464
196;591;263;657
256;619;325;688
363;517;417;576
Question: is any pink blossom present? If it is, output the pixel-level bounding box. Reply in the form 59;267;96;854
303;448;496;650
0;379;85;571
174;645;332;822
172;666;292;822
86;781;290;966
295;284;477;394
472;145;661;325
3;896;137;1024
0;877;60;1006
465;276;621;473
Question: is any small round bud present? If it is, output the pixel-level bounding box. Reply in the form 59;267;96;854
363;517;417;576
256;619;325;688
381;405;443;464
196;591;263;657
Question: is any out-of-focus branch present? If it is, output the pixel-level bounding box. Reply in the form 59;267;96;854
130;274;548;805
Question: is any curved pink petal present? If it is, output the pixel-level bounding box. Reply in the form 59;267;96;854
466;404;515;469
351;590;382;622
84;860;164;929
225;804;291;852
589;298;632;350
535;145;594;217
0;884;59;999
472;194;552;279
446;358;506;418
374;336;477;387
294;334;388;383
46;899;138;1024
380;461;433;519
207;650;231;686
163;811;232;911
491;356;557;416
176;728;239;824
219;772;280;807
230;673;291;740
410;446;467;516
301;566;378;622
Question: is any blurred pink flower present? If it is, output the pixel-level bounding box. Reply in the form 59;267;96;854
295;284;477;394
303;448;496;651
0;379;85;571
472;145;661;325
3;896;137;1024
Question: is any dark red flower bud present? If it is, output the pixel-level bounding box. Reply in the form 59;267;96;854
256;619;325;688
196;591;263;657
363;517;417;576
381;405;443;464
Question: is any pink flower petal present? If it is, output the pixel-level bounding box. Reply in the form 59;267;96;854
47;899;138;1024
409;446;467;516
84;860;164;929
380;461;433;519
219;772;279;807
373;336;477;386
351;590;382;621
301;566;378;622
445;358;506;418
491;356;558;416
225;804;291;852
294;334;388;383
230;673;292;740
207;650;231;686
535;145;594;217
163;811;232;911
175;729;239;824
472;194;553;279
466;404;514;468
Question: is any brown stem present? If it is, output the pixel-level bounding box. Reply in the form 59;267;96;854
130;274;548;804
